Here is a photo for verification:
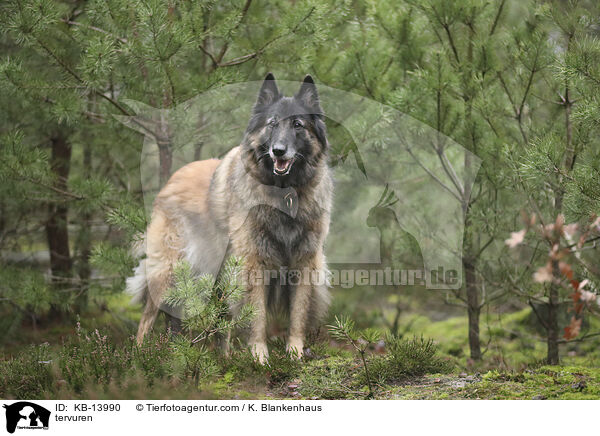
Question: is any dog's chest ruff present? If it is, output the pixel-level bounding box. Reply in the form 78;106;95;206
245;191;324;266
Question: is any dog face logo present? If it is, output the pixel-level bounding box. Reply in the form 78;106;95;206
3;402;50;434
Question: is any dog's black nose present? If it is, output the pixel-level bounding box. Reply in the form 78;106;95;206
272;144;286;157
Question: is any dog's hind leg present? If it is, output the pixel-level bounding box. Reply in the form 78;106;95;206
137;297;160;344
135;209;182;344
136;267;175;344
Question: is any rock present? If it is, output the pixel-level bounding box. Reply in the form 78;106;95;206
451;380;467;388
303;348;316;359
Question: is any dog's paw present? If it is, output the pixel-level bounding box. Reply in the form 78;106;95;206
286;338;304;359
250;342;269;365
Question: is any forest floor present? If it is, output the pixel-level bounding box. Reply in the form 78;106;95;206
5;345;596;400
2;293;600;400
216;367;600;400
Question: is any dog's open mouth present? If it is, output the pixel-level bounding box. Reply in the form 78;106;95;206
273;158;294;175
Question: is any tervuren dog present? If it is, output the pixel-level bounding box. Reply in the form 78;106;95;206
127;74;332;363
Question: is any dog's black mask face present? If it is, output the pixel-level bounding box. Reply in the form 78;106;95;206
242;74;328;188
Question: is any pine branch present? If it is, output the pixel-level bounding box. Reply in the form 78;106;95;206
61;19;128;44
489;0;506;36
216;0;253;63
200;6;316;69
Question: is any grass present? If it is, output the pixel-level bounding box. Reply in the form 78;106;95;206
1;294;600;399
0;323;452;400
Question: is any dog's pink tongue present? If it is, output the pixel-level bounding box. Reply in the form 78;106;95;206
275;159;289;171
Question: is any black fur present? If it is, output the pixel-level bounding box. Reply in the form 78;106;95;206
243;74;328;188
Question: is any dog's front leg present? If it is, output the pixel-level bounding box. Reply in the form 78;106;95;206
287;270;312;358
247;266;269;364
288;250;329;358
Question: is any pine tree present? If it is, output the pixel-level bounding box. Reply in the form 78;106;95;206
316;0;550;360
507;0;600;364
0;0;338;325
163;256;254;345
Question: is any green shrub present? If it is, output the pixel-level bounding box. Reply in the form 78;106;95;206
221;339;301;384
368;335;452;384
299;355;358;399
169;336;220;385
59;342;88;393
59;323;134;391
163;257;254;347
262;339;302;384
0;343;54;398
131;332;173;386
59;323;173;392
327;315;382;397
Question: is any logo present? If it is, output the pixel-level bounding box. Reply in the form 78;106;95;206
3;402;50;434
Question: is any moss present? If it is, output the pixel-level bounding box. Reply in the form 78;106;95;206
367;363;600;400
299;354;363;399
398;307;600;371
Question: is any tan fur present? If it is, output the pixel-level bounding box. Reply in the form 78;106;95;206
131;159;220;344
155;159;220;215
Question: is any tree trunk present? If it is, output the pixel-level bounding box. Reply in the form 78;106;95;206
546;261;560;364
462;149;481;361
544;38;574;365
158;142;172;187
194;140;204;161
74;143;92;311
46;133;72;283
464;257;481;360
157;112;173;187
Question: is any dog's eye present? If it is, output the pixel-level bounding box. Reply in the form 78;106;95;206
293;120;304;129
267;118;277;128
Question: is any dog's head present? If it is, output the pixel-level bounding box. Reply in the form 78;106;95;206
242;73;328;187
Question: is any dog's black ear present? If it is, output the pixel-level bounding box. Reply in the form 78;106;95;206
295;75;322;115
255;73;280;109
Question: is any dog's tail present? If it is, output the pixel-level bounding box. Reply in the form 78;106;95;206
125;233;147;305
